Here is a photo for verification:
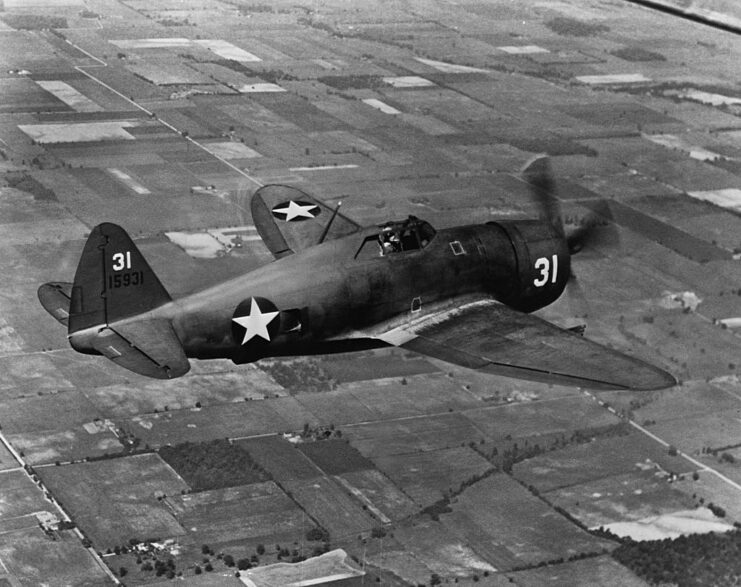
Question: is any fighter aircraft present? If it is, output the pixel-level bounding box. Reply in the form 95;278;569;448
38;157;675;390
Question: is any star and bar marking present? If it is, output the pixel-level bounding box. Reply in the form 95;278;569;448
232;298;279;344
271;200;320;222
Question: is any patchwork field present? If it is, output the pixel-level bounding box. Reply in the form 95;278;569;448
37;454;188;549
0;527;110;586
168;481;306;545
335;469;418;522
393;518;497;577
345;412;487;458
83;366;284;418
507;555;647;587
440;474;613;571
339;374;483;420
0;469;56;521
545;469;698;530
3;0;741;584
122;395;320;447
0;443;17;473
461;395;622;442
283;475;377;539
0;390;120;464
512;431;694;493
296;439;374;475
372;446;493;507
321;350;438;383
236;435;322;482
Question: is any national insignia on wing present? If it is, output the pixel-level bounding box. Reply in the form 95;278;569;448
271;200;321;222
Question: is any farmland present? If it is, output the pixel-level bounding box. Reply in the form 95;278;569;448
2;0;741;584
296;439;374;475
37;454;188;549
0;527;110;586
372;446;493;507
512;430;694;493
168;481;307;546
283;475;377;538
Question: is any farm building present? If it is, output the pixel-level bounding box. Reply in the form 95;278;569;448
239;549;364;587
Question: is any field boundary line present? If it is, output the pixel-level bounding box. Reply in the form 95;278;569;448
62;36;106;66
72;65;264;189
585;391;741;495
0;430;121;584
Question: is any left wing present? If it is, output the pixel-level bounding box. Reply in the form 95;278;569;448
251;184;362;259
363;296;676;391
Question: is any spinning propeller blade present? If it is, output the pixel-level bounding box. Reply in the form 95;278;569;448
521;155;618;257
522;155;620;323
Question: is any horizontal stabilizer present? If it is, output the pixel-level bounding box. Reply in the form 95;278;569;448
38;282;73;326
92;319;190;379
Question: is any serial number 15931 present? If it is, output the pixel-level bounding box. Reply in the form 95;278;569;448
108;271;143;289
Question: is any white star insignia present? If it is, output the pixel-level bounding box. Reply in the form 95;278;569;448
232;298;279;344
272;200;319;221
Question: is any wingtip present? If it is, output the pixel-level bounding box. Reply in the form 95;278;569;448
622;364;678;391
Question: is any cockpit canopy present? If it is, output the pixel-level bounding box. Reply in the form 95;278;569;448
355;215;436;259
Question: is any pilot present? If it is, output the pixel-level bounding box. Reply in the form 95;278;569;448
379;226;401;255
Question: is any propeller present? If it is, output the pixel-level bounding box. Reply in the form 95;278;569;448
521;155;620;322
522;155;564;240
521;155;618;257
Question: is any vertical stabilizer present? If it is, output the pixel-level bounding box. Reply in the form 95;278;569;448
68;223;172;334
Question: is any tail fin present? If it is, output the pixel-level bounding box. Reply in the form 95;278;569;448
68;223;171;334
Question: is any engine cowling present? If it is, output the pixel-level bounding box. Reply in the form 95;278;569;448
484;219;570;313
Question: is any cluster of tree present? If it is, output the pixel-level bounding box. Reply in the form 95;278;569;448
157;18;187;27
508;136;597;158
5;172;57;201
137;557;177;579
1;14;68;29
116;426;143;453
306;527;330;542
613;529;741;585
545;16;610;37
702;443;741;459
235;4;274;14
159;439;268;491
421;497;452;522
263;359;335;393
296;17;342;38
610;47;666;63
254;69;298;84
482;423;631;473
298;424;344;446
318;75;385;91
199;544;260;572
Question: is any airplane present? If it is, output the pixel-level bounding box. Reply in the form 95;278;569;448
38;157;676;391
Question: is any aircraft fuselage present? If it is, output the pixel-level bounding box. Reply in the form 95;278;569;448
141;219;569;364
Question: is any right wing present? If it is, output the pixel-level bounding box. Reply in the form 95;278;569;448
363;296;676;391
251;184;362;259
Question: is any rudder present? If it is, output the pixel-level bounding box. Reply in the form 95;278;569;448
68;223;171;334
